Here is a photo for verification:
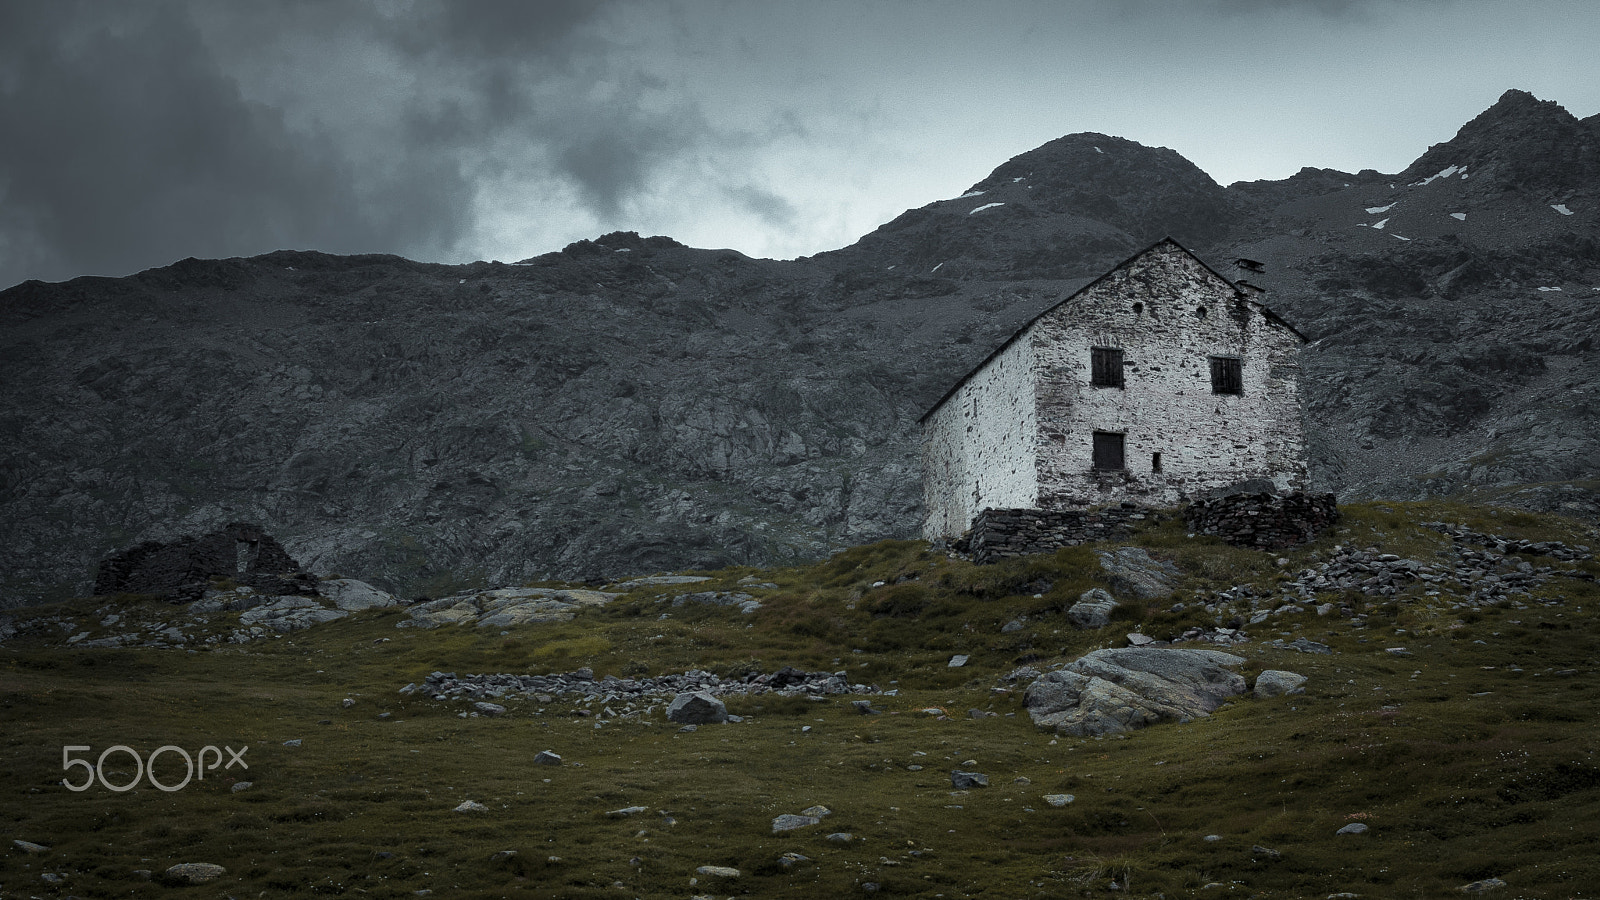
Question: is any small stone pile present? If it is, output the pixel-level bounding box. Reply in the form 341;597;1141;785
960;505;1156;564
1182;492;1339;550
407;665;880;711
1422;521;1592;562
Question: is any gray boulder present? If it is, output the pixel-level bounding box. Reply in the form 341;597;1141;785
1094;547;1182;600
161;863;226;885
666;691;728;725
1253;670;1308;698
1067;588;1119;629
320;578;399;611
1024;648;1247;736
238;596;347;633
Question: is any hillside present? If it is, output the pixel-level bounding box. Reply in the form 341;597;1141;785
2;500;1598;896
1;89;1597;601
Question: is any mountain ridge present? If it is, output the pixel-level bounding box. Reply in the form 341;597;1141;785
2;88;1597;603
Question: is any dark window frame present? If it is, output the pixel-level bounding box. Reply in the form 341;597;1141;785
1092;431;1125;471
1090;347;1124;388
1209;356;1243;395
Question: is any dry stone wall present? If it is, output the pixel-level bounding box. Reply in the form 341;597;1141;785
1182;492;1339;550
958;505;1156;564
94;523;314;603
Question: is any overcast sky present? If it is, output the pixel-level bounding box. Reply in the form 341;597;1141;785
2;0;1597;290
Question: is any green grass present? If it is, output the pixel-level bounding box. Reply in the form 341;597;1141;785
2;500;1599;897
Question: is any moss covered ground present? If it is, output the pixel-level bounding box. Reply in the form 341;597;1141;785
2;500;1599;898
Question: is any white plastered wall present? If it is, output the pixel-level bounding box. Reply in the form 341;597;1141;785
920;334;1038;539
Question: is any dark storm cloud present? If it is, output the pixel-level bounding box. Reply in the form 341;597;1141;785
0;2;380;286
0;0;760;288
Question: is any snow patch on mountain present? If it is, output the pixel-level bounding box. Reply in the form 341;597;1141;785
1411;165;1466;186
969;203;1005;215
1552;204;1574;215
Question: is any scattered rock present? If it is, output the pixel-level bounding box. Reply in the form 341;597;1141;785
231;781;252;792
473;701;507;717
1461;877;1507;893
606;806;648;817
801;805;832;817
1254;670;1308;698
826;832;854;843
455;800;489;813
161;863;226;885
1043;794;1074;807
533;750;562;766
283;739;302;748
1251;845;1281;860
1336;822;1369;835
851;699;881;715
696;865;740;878
779;852;812;867
666;691;729;725
1067;588;1119;629
12;839;49;853
947;654;969;667
950;771;989;789
772;814;821;833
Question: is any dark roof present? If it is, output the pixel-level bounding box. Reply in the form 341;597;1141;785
917;237;1308;424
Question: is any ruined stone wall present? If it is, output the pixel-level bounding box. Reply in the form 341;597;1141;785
1182;492;1339;550
959;505;1153;564
1032;243;1308;510
921;332;1039;540
94;523;312;602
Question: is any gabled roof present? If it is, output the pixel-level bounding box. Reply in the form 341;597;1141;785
917;237;1308;424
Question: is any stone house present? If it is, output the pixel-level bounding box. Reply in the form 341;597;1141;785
920;238;1309;541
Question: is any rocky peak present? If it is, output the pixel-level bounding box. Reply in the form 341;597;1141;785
971;132;1240;248
1401;89;1600;194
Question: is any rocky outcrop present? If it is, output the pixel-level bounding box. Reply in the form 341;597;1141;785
400;587;619;629
1094;547;1182;599
1023;648;1257;736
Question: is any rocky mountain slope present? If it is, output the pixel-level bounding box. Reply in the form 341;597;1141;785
2;89;1596;602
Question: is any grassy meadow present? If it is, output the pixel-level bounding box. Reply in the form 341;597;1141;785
2;500;1599;898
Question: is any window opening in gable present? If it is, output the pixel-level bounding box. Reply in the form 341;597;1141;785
1092;431;1125;471
1151;451;1163;473
1090;347;1124;388
1210;356;1243;395
1196;306;1208;318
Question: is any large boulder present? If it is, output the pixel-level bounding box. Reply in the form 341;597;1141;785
666;691;729;725
1024;648;1247;736
1067;588;1119;629
320;578;399;611
1094;547;1181;600
1253;669;1308;698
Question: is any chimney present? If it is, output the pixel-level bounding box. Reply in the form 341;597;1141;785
1233;258;1266;298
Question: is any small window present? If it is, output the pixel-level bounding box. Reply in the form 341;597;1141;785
1151;451;1163;473
1132;302;1144;315
1196;306;1208;319
1210;356;1243;394
1090;347;1124;388
1092;431;1125;471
